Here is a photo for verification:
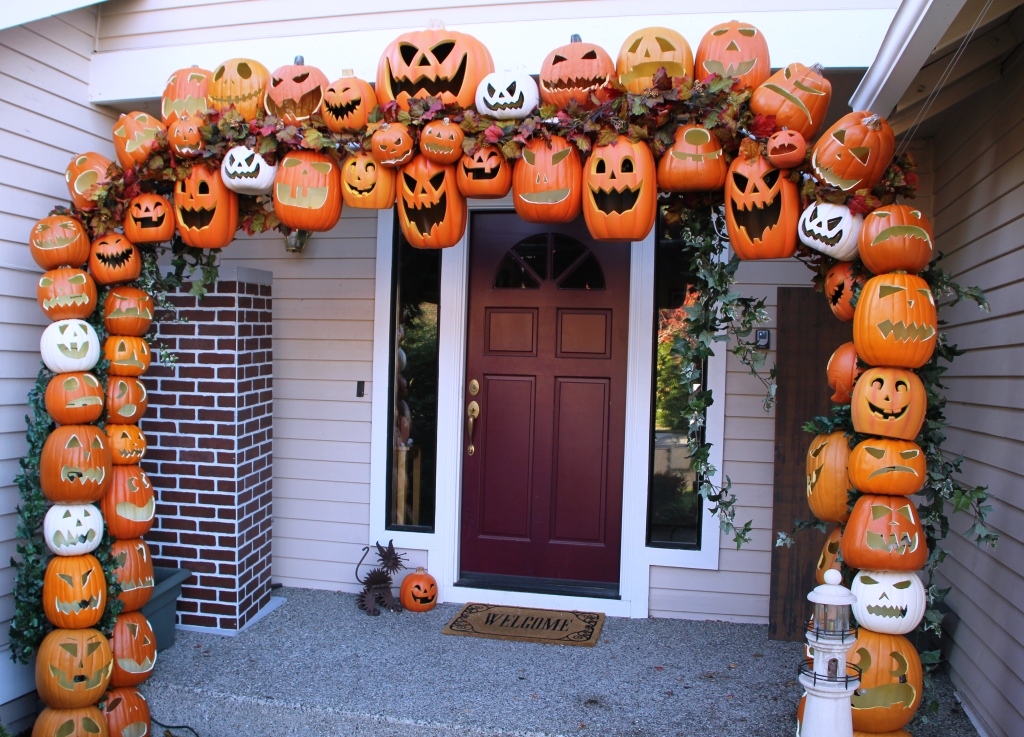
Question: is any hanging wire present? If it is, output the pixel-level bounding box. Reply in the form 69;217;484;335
153;717;202;737
895;0;997;157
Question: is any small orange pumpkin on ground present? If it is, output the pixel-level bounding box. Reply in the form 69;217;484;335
32;706;110;737
400;568;438;611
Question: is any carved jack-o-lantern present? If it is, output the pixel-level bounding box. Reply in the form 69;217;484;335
111;538;155;612
657;125;727;192
377;23;494;110
815;526;843;585
539;34;614;110
106;376;149;424
371;122;416;168
858;204;934;275
616;26;693;93
41;319;101;374
167;113;205;158
89;234;141;286
106;424;147;465
264;56;329;125
850;438;927;497
208;58;270;121
44;503;103;557
45;372;104;426
854;273;937;369
101;465;156;538
65;153;112;212
110;612;158;687
32;706;109;737
766;129;807;170
811;112;895;194
398;156;466;249
798;202;862;261
101;687;151;737
475;68;540;120
512;136;583;223
105;336;152;378
112;112;165;169
750;63;832;139
694;21;770;90
851;366;926;440
43;553;106;629
221;145;277;196
104;287;154;338
124;194;175;244
456;145;512;199
273;151;343;231
851;570;926;635
174;165;238;249
400;567;438;612
342;152;396;209
323;71;377;133
826;341;861;404
29;216;90;270
805;431;852;523
583;135;657;242
847;629;923;731
419;118;465;164
824;261;864;323
36;628;113;709
841;495;927;571
38;268;97;322
725;154;798;259
40;425;112;503
161;66;211;123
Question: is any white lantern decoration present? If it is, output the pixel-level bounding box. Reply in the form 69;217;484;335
221;145;277;195
798;202;862;261
851;569;926;635
40;319;100;373
475;68;540;120
44;503;104;556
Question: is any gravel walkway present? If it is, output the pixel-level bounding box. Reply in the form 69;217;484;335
143;587;978;737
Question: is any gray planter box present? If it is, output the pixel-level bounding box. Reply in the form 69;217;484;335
141;566;191;651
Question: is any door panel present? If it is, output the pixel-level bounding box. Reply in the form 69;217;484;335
479;375;535;539
551;377;609;543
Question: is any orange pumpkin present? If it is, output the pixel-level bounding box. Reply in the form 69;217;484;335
112;112;165;169
694;21;770;90
207;58;270;121
371;122;415;168
419;118;465;164
110;612;158;687
123;193;175;244
29;216;90;270
101;465;155;538
106;424;147;465
323;71;377;132
264;56;329;125
273;151;343;231
161;66;211;123
750;63;832;139
765;129;806;170
111;538;155;612
656;125;726;192
854;273;937;369
725;153;798;259
106;377;149;425
37;268;97;321
398;157;466;249
400;567;438;612
806;431;852;523
100;687;150;737
456;145;512;199
104;336;152;377
174;165;238;248
848;629;923;731
40;425;112;503
104;287;154;337
539;34;614;110
841;494;927;571
342;152;396;209
583;135;657;242
45;372;104;425
32;706;109;737
65;153;112;212
811;112;895;194
43;553;106;629
850;366;926;440
849;438;927;496
36;628;112;709
512;136;583;223
826;341;861;404
616;26;693;93
815;526;843;585
89;234;141;286
858;204;934;275
824;261;864;322
167;113;205;158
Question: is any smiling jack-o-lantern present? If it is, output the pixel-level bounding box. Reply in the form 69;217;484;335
89;234;141;286
167;113;205;158
694;21;770;90
207;58;269;121
400;567;438;611
377;23;494;110
826;342;861;405
847;629;923;731
273;150;343;231
475;68;540;119
725;153;798;259
43;553;106;629
657;125;727;192
106;376;149;424
342;152;396;209
44;503;103;557
815;526;843;585
398;156;466;249
102;465;155;538
106;424;147;466
32;706;109;737
420;118;465;164
264;56;329;125
174;165;238;248
161;66;211;123
65;153;112;212
858;204;934;275
812;112;895;194
539;34;614;110
851;366;926;440
104;287;154;337
805;431;852;523
824;261;865;322
105;336;152;378
851;570;926;635
766;129;807;170
29;216;90;270
110;612;158;687
40;425;112;503
112;538;155;612
456;145;512;199
41;319;101;374
841;494;927;571
38;268;97;322
512;136;583;223
36;628;113;709
583;135;657;242
101;687;151;737
617;26;693;93
798;202;862;261
124;193;175;244
112;112;165;169
45;372;104;426
323;71;377;132
221;145;277;196
850;439;927;496
751;63;832;139
371;122;416;168
854;273;937;369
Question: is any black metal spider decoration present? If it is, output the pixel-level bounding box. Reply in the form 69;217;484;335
355;539;407;616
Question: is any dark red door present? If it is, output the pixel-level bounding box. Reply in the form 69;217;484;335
459;213;630;587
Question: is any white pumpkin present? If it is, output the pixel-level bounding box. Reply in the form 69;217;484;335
44;503;104;556
851;569;926;635
475;68;540;120
221;145;277;195
798;202;862;261
41;319;100;373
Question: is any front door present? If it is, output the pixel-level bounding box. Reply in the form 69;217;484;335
459;212;630;592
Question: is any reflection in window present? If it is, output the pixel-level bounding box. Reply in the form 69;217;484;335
494;233;604;290
648;214;703;549
388;229;440;531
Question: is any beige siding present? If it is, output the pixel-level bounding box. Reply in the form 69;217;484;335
926;52;1024;737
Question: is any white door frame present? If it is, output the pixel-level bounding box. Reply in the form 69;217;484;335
369;198;724;618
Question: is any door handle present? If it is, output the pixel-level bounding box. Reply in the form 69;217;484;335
466;400;480;456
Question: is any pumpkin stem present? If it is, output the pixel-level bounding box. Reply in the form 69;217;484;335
294;56;305;65
810;63;825;76
415;567;426;574
429;19;446;30
342;68;354;77
862;113;883;130
571;34;582;43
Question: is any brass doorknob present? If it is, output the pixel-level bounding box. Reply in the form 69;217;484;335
467;400;480;455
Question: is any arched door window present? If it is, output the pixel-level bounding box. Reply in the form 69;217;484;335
493;233;606;290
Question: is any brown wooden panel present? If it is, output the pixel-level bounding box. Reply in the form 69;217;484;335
551;377;609;543
769;286;852;641
486;308;537;355
480;375;535;539
557;309;611;357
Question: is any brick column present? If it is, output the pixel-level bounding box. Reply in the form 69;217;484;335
141;267;273;631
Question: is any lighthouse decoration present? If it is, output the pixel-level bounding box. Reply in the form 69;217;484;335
799;569;860;737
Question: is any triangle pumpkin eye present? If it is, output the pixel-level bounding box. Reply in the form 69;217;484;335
732;172;749;190
403;173;417;191
399;44;417;65
428;172;446;190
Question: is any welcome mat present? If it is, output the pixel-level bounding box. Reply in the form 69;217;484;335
442;603;604;646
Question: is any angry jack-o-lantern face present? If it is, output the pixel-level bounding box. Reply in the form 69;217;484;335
89;234;141;286
29;216;90;270
657;125;727;192
854;274;937;369
208;58;270;121
851;366;926;440
264;56;329;125
456;145;512;199
766;129;807;170
174;165;238;249
31;706;108;737
124;193;175;244
161;66;211;123
221;145;277;195
805;431;852;523
167;113;205;157
539;35;614;110
420;118;465;164
112;112;165;169
43;553;106;629
841;495;927;571
40;425;112;504
824;261;864;323
65;153;112;212
106;376;149;424
694;21;770;90
45;371;104;426
40;319;101;375
273;150;343;231
799;201;862;261
104;286;154;337
371;122;415;168
826;342;861;404
849;439;927;497
616;26;694;93
858;204;934;275
512;136;582;224
36;628;113;709
815;526;842;585
851;570;926;636
102;465;156;538
847;629;923;732
583;135;657;242
475;68;540;120
101;687;151;737
811;112;895;193
725;154;798;260
110;612;158;687
750;63;832;139
398;156;466;249
43;503;103;557
106;424;147;465
38;268;97;322
112;538;155;612
342;152;396;209
105;336;152;378
323;72;377;132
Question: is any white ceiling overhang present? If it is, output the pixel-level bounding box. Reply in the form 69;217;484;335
0;0;105;32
